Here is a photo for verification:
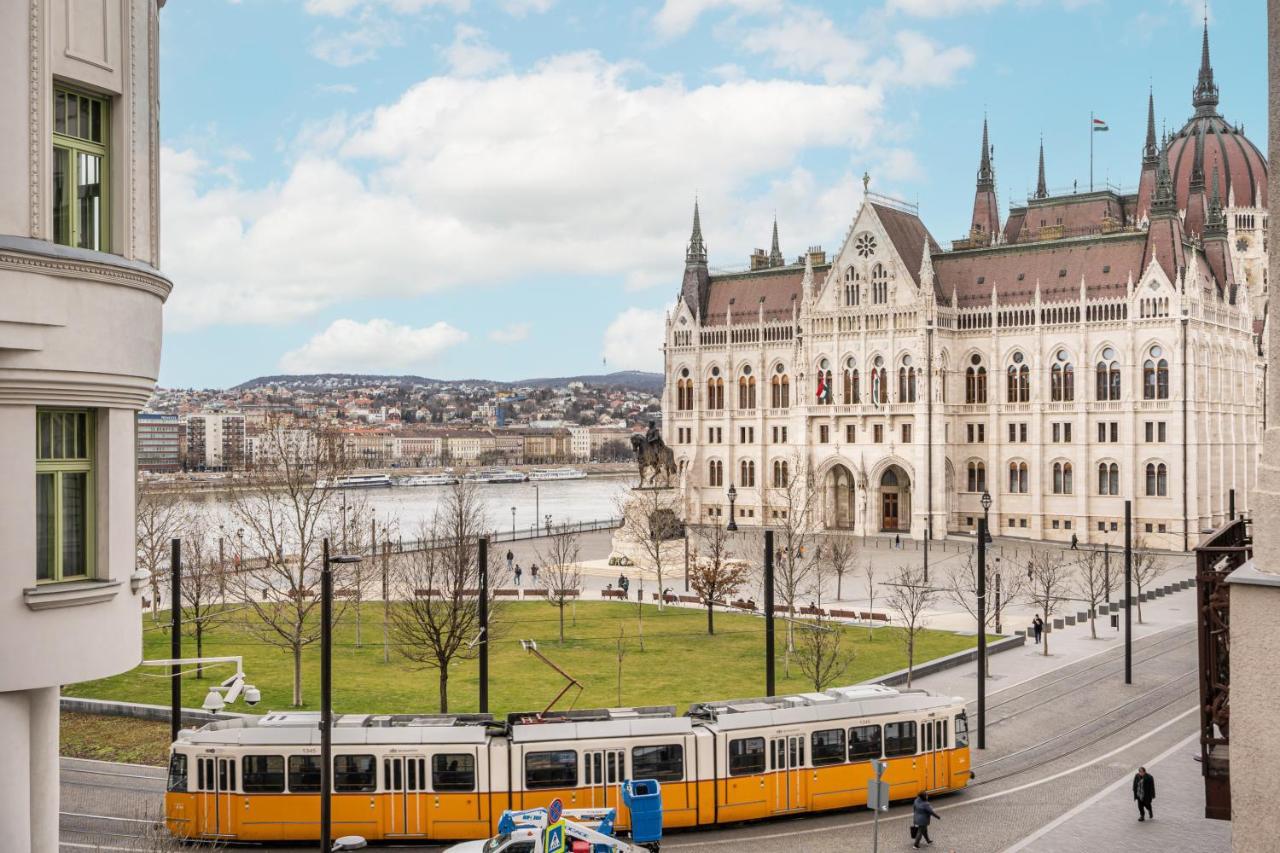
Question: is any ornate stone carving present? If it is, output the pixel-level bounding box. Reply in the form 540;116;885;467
28;0;42;239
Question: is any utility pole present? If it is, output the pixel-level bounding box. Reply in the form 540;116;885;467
976;517;987;750
1124;500;1132;685
321;540;361;853
170;538;182;744
993;572;1002;634
478;536;489;714
382;532;390;665
764;530;775;697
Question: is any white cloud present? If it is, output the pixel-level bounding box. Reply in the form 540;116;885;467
501;0;554;15
161;53;883;330
601;308;665;371
310;19;401;66
878;148;924;182
279;318;468;373
489;322;532;343
886;0;1005;16
442;24;510;77
739;8;867;83
304;0;469;17
653;0;780;38
884;30;973;87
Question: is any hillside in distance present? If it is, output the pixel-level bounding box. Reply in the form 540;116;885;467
233;370;664;393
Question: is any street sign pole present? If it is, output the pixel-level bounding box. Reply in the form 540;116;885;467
869;758;888;853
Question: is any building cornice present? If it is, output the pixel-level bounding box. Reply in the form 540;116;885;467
0;369;157;409
0;235;171;301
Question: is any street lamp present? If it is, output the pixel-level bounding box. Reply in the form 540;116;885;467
321;540;363;853
545;514;553;534
977;489;991;750
533;483;540;536
726;484;738;531
511;506;516;539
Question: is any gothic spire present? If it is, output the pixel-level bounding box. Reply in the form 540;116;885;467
686;199;706;265
768;216;783;267
1143;88;1158;164
1152;143;1176;215
1034;137;1047;199
1206;161;1225;234
1192;16;1219;115
977;115;994;190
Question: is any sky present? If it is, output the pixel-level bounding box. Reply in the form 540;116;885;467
154;0;1265;389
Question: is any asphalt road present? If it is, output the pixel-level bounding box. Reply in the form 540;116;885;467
60;626;1202;853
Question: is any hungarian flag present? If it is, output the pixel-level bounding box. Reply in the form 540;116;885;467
815;371;827;402
1092;118;1109;132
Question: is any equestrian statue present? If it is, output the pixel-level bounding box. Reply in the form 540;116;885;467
631;420;676;488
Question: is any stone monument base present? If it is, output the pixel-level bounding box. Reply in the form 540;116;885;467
608;486;686;581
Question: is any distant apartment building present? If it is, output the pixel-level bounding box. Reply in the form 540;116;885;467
569;426;591;461
491;430;523;464
395;433;444;466
590;426;632;460
444;429;496;464
343;429;396;467
245;427;315;469
185;413;246;471
136;413;181;473
521;428;570;464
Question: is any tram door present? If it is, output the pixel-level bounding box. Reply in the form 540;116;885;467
923;719;950;791
197;756;237;837
769;735;806;813
584;749;626;811
384;756;426;836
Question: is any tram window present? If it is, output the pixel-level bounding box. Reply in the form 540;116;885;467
849;725;882;761
433;754;476;792
955;715;969;748
197;759;209;791
334;755;376;792
811;729;845;766
407;758;417;791
166;753;188;793
728;737;766;776
525;751;577;789
242;755;285;793
884;722;918;757
633;744;683;782
288;755;321;792
219;761;230;792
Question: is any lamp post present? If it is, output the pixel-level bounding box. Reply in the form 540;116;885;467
727;484;738;532
321;539;363;853
533;484;540;536
977;489;991;750
170;538;181;744
510;506;516;540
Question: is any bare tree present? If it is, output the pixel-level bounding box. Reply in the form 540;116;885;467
763;452;819;671
824;534;857;602
175;516;229;679
794;616;855;692
885;564;937;687
329;491;381;648
388;482;504;711
688;524;750;635
1026;548;1071;657
223;418;352;707
945;552;1023;674
1074;546;1118;639
536;523;583;643
1131;537;1167;624
613;488;683;612
136;488;187;622
615;625;628;705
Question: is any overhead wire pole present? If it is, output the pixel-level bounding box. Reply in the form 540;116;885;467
1124;500;1133;685
320;537;333;853
764;530;775;697
976;517;987;750
170;538;182;744
478;536;489;714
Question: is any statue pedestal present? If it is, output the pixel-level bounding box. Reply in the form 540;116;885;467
608;486;686;582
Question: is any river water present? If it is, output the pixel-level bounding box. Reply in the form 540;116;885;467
186;474;636;538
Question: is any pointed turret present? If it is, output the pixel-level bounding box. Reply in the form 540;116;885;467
1135;90;1160;224
686;199;706;264
968;117;1000;246
1206;162;1226;237
1202;158;1235;300
768;217;784;267
1143;89;1158;164
679;200;710;317
1034;137;1047;199
1143;145;1187;283
1192;17;1219;116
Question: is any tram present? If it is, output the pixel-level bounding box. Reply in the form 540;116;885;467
164;684;971;842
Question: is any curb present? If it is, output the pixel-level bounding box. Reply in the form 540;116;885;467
60;696;253;726
862;634;1026;688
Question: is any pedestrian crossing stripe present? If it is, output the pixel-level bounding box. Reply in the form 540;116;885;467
545;820;566;853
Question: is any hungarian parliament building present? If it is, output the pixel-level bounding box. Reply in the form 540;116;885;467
661;24;1266;550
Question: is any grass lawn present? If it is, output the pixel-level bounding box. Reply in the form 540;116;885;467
61;712;172;766
66;602;982;717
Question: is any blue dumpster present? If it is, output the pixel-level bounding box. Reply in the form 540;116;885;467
622;779;663;844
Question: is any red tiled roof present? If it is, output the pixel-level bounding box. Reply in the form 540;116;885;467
870;203;941;288
1168;114;1268;211
1003;193;1128;244
704;264;825;326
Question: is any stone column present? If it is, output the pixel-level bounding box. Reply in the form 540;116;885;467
29;686;59;853
0;690;33;853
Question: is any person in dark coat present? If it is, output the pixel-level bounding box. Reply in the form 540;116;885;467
513;563;522;587
911;792;940;847
1032;615;1044;644
1133;767;1155;821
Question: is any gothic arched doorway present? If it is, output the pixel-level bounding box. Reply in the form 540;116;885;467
827;464;856;529
880;466;911;532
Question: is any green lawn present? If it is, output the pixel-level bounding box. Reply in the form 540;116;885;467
66;602;981;717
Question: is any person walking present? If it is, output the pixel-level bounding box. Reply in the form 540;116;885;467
506;549;514;572
1032;615;1044;645
514;563;523;588
911;792;941;848
619;574;630;599
1133;766;1155;821
530;563;539;582
1070;533;1079;550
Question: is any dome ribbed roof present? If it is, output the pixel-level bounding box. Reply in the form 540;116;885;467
1166;114;1267;211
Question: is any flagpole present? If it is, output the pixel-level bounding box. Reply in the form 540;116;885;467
1090;111;1094;192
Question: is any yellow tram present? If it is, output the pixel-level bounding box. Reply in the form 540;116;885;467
164;684;971;842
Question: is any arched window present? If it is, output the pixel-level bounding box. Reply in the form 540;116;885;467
772;459;789;487
815;358;833;405
737;367;756;410
1005;352;1029;403
1097;462;1119;495
842;357;859;404
872;356;888;406
1143;346;1169;400
708;459;723;487
771;364;790;408
844;268;861;306
967;460;986;493
1050;350;1074;402
1053;461;1073;495
965;354;987;404
1145;462;1168;496
898;355;917;403
676;367;693;411
740;459;755;487
706;367;724;410
1096;347;1121;401
872;263;888;304
1008;461;1028;493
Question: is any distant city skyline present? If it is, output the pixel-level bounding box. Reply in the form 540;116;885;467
157;0;1262;387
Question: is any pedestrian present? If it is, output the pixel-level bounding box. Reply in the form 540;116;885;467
619;574;630;599
1032;615;1044;644
506;549;514;571
1133;766;1155;821
1070;533;1079;550
895;533;902;550
530;563;539;582
514;563;522;587
911;791;941;848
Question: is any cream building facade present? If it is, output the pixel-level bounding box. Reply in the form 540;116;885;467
0;1;169;849
663;26;1264;552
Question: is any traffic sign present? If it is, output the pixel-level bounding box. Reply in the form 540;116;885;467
548;797;564;824
544;820;566;853
872;759;887;779
867;779;889;812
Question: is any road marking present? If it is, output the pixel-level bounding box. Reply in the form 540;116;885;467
999;731;1199;853
666;706;1197;848
60;812;157;824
